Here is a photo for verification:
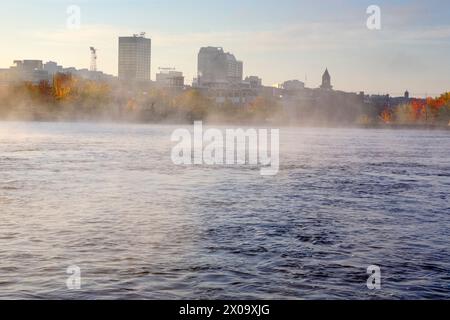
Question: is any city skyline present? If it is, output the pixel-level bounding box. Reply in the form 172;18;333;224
1;0;450;96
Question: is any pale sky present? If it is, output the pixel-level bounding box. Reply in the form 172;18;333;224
1;0;449;96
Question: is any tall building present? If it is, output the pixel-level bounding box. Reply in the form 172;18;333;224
197;47;243;87
119;34;151;82
320;68;333;90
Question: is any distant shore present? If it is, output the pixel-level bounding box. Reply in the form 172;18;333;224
1;80;449;129
1;118;449;130
354;123;450;130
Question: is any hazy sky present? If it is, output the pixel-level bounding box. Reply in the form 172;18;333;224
1;0;449;96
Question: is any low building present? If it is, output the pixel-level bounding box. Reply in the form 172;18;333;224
280;80;305;92
69;68;116;82
155;69;184;88
44;61;63;75
1;59;116;85
9;60;50;83
244;76;262;89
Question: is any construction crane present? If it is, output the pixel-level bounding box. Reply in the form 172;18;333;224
90;47;97;72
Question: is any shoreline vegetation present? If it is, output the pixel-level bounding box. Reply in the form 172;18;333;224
1;74;449;128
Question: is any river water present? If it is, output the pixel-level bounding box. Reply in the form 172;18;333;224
0;122;449;299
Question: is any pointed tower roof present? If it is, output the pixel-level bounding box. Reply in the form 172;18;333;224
321;68;332;90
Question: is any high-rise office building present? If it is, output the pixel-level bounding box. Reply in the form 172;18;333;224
118;34;151;82
197;47;243;87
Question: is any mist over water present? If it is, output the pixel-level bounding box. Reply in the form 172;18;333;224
0;122;449;299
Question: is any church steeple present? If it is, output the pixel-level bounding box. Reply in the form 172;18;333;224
321;68;332;90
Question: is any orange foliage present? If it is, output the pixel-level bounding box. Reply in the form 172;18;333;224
53;73;76;100
379;108;392;124
398;94;450;123
410;99;426;121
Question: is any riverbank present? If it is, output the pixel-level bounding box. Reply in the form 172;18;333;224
1;118;449;130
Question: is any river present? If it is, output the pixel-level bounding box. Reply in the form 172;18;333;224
0;122;449;299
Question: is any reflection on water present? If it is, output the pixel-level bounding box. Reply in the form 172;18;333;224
0;122;449;299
